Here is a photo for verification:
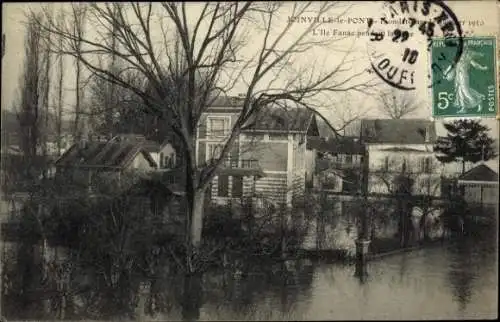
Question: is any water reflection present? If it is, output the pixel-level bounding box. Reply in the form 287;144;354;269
171;235;496;321
446;232;497;316
4;235;496;320
197;259;315;321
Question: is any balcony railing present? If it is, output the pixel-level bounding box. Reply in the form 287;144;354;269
220;158;259;169
198;128;231;138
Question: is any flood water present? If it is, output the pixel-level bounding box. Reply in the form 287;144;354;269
153;233;497;321
3;226;497;321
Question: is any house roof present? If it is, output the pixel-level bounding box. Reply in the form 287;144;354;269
360;119;436;145
307;136;365;154
142;141;162;153
208;95;246;107
242;107;316;134
379;147;431;153
458;163;499;183
203;95;247;113
55;140;157;170
316;119;338;138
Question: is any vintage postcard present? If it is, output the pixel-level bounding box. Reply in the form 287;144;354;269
1;1;498;321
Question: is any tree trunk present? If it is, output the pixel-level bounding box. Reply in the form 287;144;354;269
189;189;205;250
42;32;51;179
74;57;82;140
398;198;411;248
181;273;202;322
462;160;465;175
56;31;64;156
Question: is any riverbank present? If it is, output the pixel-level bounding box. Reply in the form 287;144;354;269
291;236;466;264
368;238;454;261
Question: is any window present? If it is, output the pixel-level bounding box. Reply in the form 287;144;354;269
322;171;337;190
207;144;224;161
419;157;432;173
218;175;229;197
424;157;432;173
342;170;360;193
345;154;353;164
164;155;171;168
207;117;229;137
402;158;407;173
299;134;305;145
159;152;164;168
421;177;431;189
232;176;243;198
383;156;389;171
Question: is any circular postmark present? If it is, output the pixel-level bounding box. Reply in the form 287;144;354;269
366;1;464;90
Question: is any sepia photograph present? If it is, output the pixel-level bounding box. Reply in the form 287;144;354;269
1;1;498;321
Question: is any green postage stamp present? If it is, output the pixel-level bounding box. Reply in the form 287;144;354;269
431;36;498;118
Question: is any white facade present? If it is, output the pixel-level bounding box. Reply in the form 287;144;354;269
366;143;443;196
150;143;177;169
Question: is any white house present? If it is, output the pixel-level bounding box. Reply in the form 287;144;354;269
54;134;159;192
195;96;319;207
457;163;498;205
357;119;443;196
148;140;177;170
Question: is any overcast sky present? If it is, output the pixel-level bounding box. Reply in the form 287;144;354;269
2;1;498;138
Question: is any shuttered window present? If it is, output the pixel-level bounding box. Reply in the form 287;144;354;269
232;176;243;198
218;175;229;197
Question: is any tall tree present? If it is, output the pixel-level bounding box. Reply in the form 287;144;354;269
376;88;421;119
34;2;376;271
14;13;45;181
71;3;88;141
54;11;66;156
41;7;53;167
434;119;496;174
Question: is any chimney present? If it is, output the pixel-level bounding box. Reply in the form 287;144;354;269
424;124;431;143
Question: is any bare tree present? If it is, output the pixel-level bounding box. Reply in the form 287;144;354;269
369;154;444;246
40;7;53;172
70;4;88;141
376;88;421;119
33;2;377;272
54;11;66;156
14;12;46;181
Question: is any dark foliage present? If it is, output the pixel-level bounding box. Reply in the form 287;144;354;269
434;120;496;173
4;189;309;319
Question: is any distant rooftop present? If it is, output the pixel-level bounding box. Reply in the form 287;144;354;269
359;119;437;145
55;137;158;170
458;163;498;183
242;106;318;134
207;95;246;109
307;136;365;154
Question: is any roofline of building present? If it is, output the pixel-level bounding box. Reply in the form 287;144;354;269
364;142;436;145
56;164;124;170
241;129;309;134
360;118;435;122
457;180;498;185
118;146;157;169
